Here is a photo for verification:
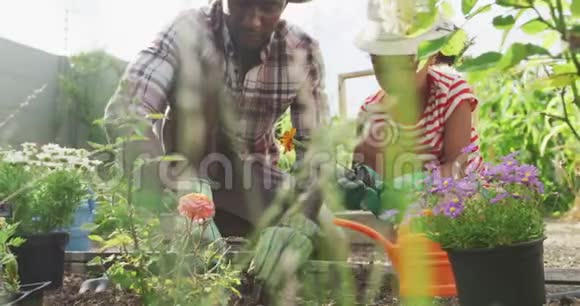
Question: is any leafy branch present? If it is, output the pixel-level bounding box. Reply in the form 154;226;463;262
559;88;580;141
530;5;558;31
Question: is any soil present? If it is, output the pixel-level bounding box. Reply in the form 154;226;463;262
43;274;141;306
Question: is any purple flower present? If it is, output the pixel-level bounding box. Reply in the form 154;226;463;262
441;199;465;218
483;160;522;185
501;151;520;165
490;192;510;204
508;164;544;193
423;164;442;187
429;176;457;194
434;197;465;218
464;159;481;174
461;143;478;154
453;173;478;197
517;164;538;179
534;181;545;193
490;191;531;204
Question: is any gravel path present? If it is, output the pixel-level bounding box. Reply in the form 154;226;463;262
544;220;580;269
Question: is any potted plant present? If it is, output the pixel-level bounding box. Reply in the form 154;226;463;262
413;150;546;306
0;219;24;303
0;219;51;306
0;143;100;290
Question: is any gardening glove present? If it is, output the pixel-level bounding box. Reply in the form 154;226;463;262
336;163;383;215
248;213;320;291
337;164;420;223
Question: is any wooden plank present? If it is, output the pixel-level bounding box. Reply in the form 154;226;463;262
338;70;374;80
337;69;374;117
65;262;88;275
546;268;580;285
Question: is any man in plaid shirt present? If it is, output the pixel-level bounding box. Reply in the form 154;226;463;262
104;0;337;295
105;0;328;165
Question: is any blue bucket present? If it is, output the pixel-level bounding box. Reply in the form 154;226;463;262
65;195;96;251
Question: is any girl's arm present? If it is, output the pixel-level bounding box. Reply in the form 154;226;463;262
439;101;473;178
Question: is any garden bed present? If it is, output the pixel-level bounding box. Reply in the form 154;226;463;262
40;219;580;305
43;256;580;306
41;269;580;305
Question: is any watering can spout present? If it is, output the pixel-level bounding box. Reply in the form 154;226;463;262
332;218;398;262
332;217;457;297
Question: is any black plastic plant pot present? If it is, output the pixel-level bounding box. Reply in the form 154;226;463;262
11;232;69;290
446;238;546;306
0;281;51;306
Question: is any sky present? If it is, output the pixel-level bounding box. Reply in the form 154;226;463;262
0;0;541;116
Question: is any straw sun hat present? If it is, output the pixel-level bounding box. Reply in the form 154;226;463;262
354;0;456;56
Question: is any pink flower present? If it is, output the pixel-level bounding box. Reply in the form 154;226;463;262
178;193;215;222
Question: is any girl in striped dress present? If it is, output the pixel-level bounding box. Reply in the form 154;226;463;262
352;13;483;180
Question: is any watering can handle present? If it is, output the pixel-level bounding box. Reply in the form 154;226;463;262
332;218;395;254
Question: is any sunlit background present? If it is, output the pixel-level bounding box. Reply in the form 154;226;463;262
0;0;544;117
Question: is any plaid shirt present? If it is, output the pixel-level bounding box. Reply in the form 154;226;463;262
105;0;328;165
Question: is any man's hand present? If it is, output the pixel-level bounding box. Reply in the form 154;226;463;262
248;213;319;294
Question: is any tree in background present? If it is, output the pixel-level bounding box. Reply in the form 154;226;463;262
58;50;126;147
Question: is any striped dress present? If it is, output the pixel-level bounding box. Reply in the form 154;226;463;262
357;66;484;173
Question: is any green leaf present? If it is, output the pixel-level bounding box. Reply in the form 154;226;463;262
156;154;188;162
145;113;167;120
87;256;104;267
493;15;516;30
103;233;133;249
441;29;468;56
553;63;576;74
8;237;26;248
128;135;149;142
530;73;577;89
416;58;429;72
87;141;106;150
540;124;567;156
496;0;534;8
498;43;550;70
462;0;478;15
457;52;503;72
521;18;549;34
81;222;99;232
442;1;455;18
466;4;493;19
573;0;580;17
93;118;106;126
542;30;561;49
417;34;453;60
407;11;439;37
500;9;528;47
88;234;105;243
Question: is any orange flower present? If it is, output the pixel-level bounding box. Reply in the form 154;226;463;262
422;209;434;217
178;193;215;222
280;128;296;153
